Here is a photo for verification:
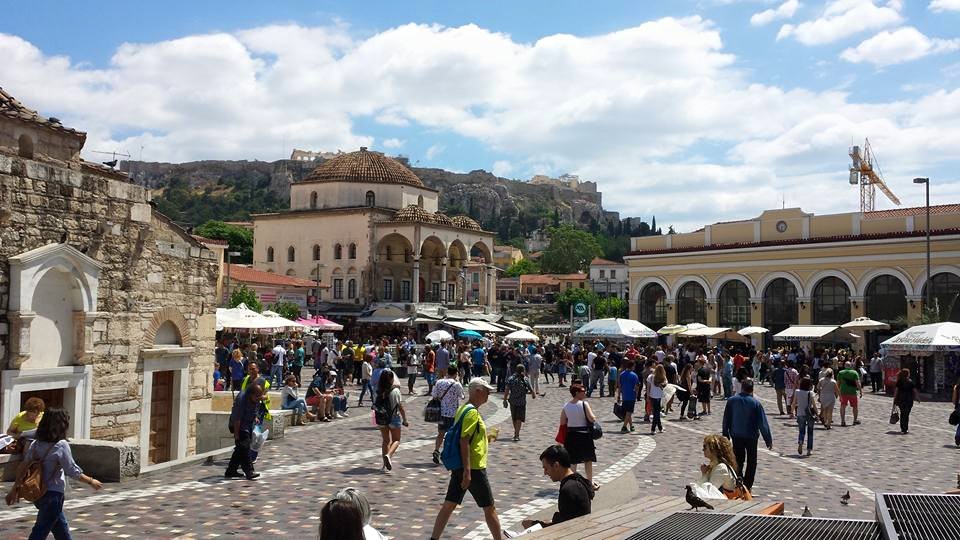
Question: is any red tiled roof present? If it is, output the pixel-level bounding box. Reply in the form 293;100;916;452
590;257;622;266
520;274;560;286
227;264;327;288
554;272;588;280
864;204;960;219
0;87;86;141
192;235;229;246
626;228;960;257
300;147;424;187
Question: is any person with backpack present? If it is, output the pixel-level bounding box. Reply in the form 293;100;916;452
6;408;103;538
374;370;408;472
431;365;465;465
430;377;502;540
792;377;818;456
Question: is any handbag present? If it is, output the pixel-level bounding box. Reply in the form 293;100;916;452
889;403;900;425
424;382;453;423
950;408;960;426
583;402;603;440
613;401;625;421
721;464;753;501
554;423;567;444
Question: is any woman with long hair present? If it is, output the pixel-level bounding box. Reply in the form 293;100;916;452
6;408;103;539
893;368;918;435
647;365;668;434
699;434;739;492
373;370;408;471
560;383;600;491
793;377;818;456
816;368;839;429
677;363;695;420
319;498;365;540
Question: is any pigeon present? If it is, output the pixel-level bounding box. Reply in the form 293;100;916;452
956;474;960;489
840;491;850;505
801;505;813;517
685;485;715;512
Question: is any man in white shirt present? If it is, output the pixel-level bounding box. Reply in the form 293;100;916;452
271;341;286;387
586;350;597;370
654;347;666;364
868;352;884;392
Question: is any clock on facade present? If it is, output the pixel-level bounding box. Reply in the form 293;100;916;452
776;220;788;233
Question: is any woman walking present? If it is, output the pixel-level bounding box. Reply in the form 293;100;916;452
816;368;839;429
699;434;739;492
793;377;817;455
696;359;712;416
677;363;695;420
374;371;408;471
646;365;667;434
893;368;918;435
560;383;600;491
6;408;103;539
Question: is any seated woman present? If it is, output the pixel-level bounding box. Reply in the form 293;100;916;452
699;434;738;494
280;375;315;425
3;397;45;453
306;373;333;422
325;371;350;418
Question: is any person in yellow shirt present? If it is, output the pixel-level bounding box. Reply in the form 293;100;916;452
6;397;45;436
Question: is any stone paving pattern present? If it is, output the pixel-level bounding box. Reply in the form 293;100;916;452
1;379;957;538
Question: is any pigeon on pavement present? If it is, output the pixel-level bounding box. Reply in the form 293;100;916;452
801;505;813;517
685;485;715;512
840;491;850;505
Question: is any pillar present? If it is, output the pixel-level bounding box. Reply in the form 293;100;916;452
412;257;420;304
487;268;497;308
440;257;448;304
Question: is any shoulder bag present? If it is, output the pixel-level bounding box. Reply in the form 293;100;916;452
424;381;453;423
582;402;603;440
721;463;753;501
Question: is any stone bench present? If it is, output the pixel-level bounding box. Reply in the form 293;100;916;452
211;390;284;412
1;439;139;482
195;409;292;454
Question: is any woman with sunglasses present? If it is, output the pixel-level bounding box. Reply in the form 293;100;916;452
560;383;600;491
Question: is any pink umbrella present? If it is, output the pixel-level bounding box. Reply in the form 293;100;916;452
296;316;344;331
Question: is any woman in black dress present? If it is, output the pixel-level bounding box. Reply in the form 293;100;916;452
893;368;918;434
560;383;599;491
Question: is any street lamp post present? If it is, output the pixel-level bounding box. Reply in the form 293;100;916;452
913;177;931;311
224;250;241;307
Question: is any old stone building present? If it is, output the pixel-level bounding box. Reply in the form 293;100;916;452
0;88;219;469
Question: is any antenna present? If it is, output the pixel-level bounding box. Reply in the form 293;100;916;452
91;150;131;169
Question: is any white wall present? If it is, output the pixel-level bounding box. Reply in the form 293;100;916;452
28;269;75;369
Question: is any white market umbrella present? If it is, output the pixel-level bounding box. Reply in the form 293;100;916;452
426;329;453;342
572;318;657;340
505;330;540;342
738;326;769;336
881;322;960;352
216;303;277;331
261;310;308;330
841;317;890;331
657;324;688;335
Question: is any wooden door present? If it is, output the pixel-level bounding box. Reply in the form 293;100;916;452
148;371;174;465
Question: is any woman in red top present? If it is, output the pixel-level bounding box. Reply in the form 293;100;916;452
423;345;436;394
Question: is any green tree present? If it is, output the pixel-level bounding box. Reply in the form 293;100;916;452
268;301;302;321
596;296;628;318
540;224;602;274
229;284;262;312
505;258;540;277
556;287;598;317
194;220;254;263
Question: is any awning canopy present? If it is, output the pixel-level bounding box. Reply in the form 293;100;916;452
505;321;533;331
444;320;483;331
467;320;506;332
680;326;731;337
773;325;859;342
881;322;960;352
572;318;657;340
356;316;412;324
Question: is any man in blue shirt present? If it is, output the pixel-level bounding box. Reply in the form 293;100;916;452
615;359;640;433
722;354;734;399
722;379;773;490
471;344;487;379
226;384;264;480
436;341;451;374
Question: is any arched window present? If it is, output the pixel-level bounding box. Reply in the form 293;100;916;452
676;281;706;325
266;246;274;262
385;245;393;261
865;275;907;324
417;195;424;208
638;283;667;330
310;191;318;209
763;278;798;333
718;280;749;329
18;134;34;159
312;244;320;261
287;246;296;262
348;243;357;259
347;279;357;299
334;244;342;260
812;277;850;325
922;272;960;322
365;190;375;207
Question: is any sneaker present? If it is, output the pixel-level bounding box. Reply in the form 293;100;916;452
341;411;349;417
629;425;635;432
798;443;803;455
224;471;245;479
512;435;520;442
384;454;393;471
245;472;260;480
432;450;440;465
841;421;847;427
621;426;628;434
853;420;861;425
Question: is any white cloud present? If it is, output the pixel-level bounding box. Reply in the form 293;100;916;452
492;160;513;177
750;0;801;27
841;27;960;66
1;17;959;230
382;138;404;149
425;144;445;160
929;0;960;12
777;0;902;45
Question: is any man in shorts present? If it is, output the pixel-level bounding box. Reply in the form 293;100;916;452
616;359;640;433
837;361;863;427
431;365;464;464
503;364;536;441
431;378;502;540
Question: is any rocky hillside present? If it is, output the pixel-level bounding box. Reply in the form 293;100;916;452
120;157;649;244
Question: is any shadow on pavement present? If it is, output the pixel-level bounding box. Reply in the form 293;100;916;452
342;466;384;475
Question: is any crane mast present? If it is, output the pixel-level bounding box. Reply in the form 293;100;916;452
848;138;900;213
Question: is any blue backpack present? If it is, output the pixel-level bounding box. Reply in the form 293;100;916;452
441;405;477;471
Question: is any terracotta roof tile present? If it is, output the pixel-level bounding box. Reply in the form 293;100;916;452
228;264;325;288
864;204;960;219
554;272;588;280
520;274;560;286
590;257;622;266
192;235;229;246
0;87;86;141
299;147;424;187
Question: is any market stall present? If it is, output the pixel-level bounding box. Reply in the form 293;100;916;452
571;318;657;342
880;322;960;400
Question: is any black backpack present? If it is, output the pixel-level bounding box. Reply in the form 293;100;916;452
374;393;397;425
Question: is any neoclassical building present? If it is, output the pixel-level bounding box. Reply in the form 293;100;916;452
626;207;960;351
252;148;497;312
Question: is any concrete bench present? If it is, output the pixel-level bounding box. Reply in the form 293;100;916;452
211;390;284;412
195;409;293;454
1;439;139;483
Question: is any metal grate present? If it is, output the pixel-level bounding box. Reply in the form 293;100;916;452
708;515;880;540
624;512;734;540
879;493;960;540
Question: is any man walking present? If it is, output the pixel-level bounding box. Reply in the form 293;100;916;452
528;347;545;397
722;379;773;491
431;378;502;540
615;359;640;433
837;361;863;426
721;354;734;400
503;364;536;441
270;340;286;388
520;445;594;530
225;383;263;480
869;352;884;393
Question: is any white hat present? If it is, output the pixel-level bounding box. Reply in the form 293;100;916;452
468;377;495;392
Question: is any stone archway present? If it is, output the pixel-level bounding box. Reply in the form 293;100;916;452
142;306;192;348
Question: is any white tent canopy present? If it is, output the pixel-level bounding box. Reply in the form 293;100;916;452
738;326;769;336
572;318;657;339
881;322;960;352
657;324;688;335
261;310;307;330
841;317;890;331
505;330;539;341
216;303;283;331
680;326;731;337
773;325;859;342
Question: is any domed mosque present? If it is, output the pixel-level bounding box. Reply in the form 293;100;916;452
252;148;497;315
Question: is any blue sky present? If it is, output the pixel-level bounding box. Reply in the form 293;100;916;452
2;0;959;230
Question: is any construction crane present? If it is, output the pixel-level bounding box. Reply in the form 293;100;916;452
849;138;900;212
